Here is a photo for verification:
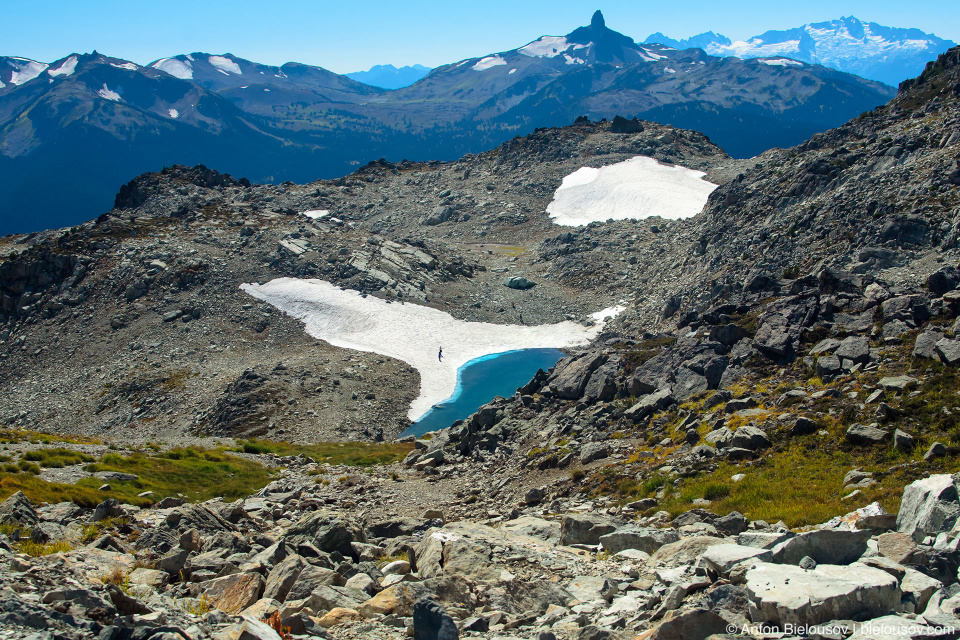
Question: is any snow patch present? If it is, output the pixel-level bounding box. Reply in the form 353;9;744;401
301;210;329;219
472;55;507;71
97;84;121;101
110;62;138;71
520;35;570;58
47;56;78;78
240;279;622;420
546;156;718;226
9;60;47;85
208;55;242;75
152;58;193;80
759;57;804;67
663;67;676;73
509;68;517;74
168;108;179;118
563;54;585;65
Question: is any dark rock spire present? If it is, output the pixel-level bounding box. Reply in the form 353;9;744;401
591;10;605;28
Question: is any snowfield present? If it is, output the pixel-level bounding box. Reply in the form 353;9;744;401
9;60;48;85
47;56;77;78
759;58;805;67
241;278;622;420
152;58;193;80
209;56;242;75
472;55;507;71
546;156;718;226
97;84;120;101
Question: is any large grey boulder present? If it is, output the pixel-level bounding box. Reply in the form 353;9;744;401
835;336;871;363
503;276;536;290
701;544;773;576
673;367;708;400
598;527;680;554
413;597;459;640
937;338;960;366
567;575;618;603
745;562;900;625
500;517;560;544
915;330;946;359
579;442;609;464
560;514;623;546
771;529;871;565
283;511;360;557
846;423;889;445
0;491;38;528
650;537;728;569
897;474;960;542
549;353;607;400
625;388;675;422
262;555;308;602
730;426;770;450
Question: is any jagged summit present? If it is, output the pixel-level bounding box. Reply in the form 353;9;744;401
564;10;640;61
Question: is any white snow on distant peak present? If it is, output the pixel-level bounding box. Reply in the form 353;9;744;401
638;48;666;62
472;55;507;71
168;108;179;118
186;54;195;61
759;57;804;67
208;56;242;75
97;84;121;101
520;35;571;58
9;59;48;85
509;68;517;74
216;69;230;76
663;67;676;73
47;56;78;78
110;62;138;71
546;156;718;226
274;70;287;79
152;58;193;80
563;54;585;65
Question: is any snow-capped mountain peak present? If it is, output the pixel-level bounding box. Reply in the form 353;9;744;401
645;16;956;86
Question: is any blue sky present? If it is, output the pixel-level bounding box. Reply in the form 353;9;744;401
5;0;958;74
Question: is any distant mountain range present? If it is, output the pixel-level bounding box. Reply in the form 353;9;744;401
1;12;899;234
645;16;956;86
346;64;431;89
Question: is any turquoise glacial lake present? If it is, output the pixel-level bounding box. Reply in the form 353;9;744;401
402;348;566;438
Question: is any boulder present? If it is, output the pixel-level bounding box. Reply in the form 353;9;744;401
630;608;730;640
835;336;871;363
413;597;458;640
0;491;38;528
879;375;919;391
284;567;349;601
650;537;727;569
745;562;900;625
730;426;770;450
550;353;607;400
567;575;618;603
816;354;842;377
673;368;708;400
937;338;960;366
915;330;946;359
262;555;308;602
580;443;609;464
791;416;819;436
771;529;871;565
598;527;680;554
901;567;942;613
897;474;960;542
503;276;536;290
500;517;561;544
714;511;749;536
283;511;359;557
701;544;773;576
317;607;361;628
560;514;623;546
845;423;889;445
625;388;675;423
202;572;265;613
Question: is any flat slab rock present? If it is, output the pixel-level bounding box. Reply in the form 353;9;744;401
745;562;900;626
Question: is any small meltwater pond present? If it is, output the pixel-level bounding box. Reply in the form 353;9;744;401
401;348;566;438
